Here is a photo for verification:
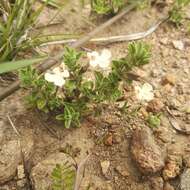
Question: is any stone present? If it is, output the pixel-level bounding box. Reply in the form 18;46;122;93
115;166;129;177
139;107;149;118
131;127;165;174
162;74;176;86
146;98;164;113
172;40;184;50
180;169;190;190
162;155;182;180
100;161;110;176
150;176;164;190
104;133;113;146
0;140;21;184
164;182;175;190
30;153;76;190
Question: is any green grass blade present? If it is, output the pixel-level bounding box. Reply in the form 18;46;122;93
0;57;46;74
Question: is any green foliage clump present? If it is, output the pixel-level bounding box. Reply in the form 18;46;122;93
169;0;190;26
51;163;76;190
0;0;44;62
147;113;161;128
20;42;151;128
91;0;125;15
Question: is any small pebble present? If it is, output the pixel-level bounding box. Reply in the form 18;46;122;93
172;40;184;50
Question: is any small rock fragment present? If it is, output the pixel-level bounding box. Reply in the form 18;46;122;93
101;161;110;176
180;169;190;190
146;98;164;113
115;166;129;177
162;74;176;86
139;107;149;118
0;140;21;184
131;127;165;174
172;40;184;50
162;155;182;180
104;133;113;146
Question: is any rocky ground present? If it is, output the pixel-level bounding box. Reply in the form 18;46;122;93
0;1;190;190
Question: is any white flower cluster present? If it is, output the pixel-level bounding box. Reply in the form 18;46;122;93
44;63;70;87
87;49;112;69
44;49;112;87
134;83;154;102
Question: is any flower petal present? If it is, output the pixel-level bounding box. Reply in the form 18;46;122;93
53;67;61;75
99;60;110;68
87;51;100;67
60;62;66;70
101;49;112;59
44;73;56;83
87;51;99;60
89;59;99;67
62;69;70;78
53;75;65;87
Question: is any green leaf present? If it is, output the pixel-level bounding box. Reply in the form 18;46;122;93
56;103;80;128
41;0;67;8
127;42;151;66
37;98;47;110
64;80;77;94
51;163;76;190
0;57;46;74
63;47;82;72
147;114;161;128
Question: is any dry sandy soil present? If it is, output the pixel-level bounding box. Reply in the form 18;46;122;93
0;1;190;190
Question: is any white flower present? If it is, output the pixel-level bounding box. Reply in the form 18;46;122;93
62;69;70;78
87;51;100;67
60;62;66;70
99;49;112;68
44;73;65;87
135;83;154;102
87;49;112;69
53;67;61;74
44;66;70;87
53;75;65;87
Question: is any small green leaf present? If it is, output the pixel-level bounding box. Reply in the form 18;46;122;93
37;99;47;110
147;114;161;128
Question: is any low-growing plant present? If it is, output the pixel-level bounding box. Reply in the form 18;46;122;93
169;0;190;26
0;0;45;62
51;163;76;190
20;42;151;128
91;0;125;15
147;113;161;128
0;0;75;65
